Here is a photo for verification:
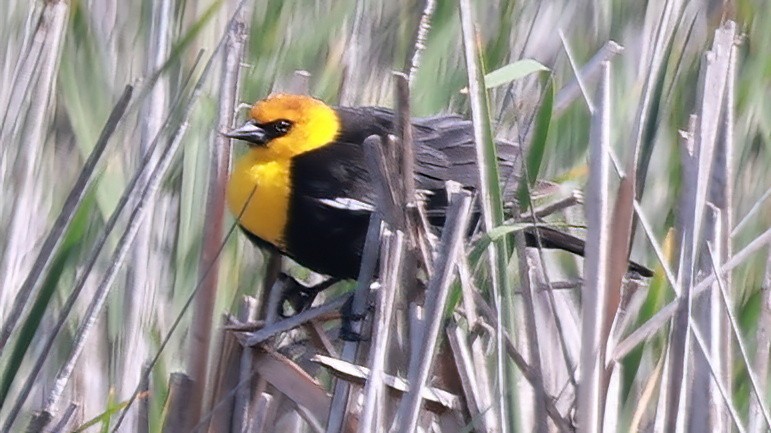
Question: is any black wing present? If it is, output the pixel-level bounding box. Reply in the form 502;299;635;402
290;141;376;205
334;105;520;196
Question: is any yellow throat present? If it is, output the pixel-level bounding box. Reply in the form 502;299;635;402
227;151;292;249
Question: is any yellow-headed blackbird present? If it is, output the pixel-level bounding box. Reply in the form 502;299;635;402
225;93;652;287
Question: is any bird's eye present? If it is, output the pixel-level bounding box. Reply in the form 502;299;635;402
274;119;292;135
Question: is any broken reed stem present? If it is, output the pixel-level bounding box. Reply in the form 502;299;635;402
360;231;404;432
324;210;382;433
393;186;473;433
241;293;350;346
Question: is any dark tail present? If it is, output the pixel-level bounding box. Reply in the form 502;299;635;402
523;226;654;277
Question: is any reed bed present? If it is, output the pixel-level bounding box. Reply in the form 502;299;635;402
0;1;768;432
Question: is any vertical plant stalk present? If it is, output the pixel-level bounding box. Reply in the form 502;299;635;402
394;74;416;222
247;393;273;433
446;323;492;433
688;322;746;432
601;170;636;430
690;204;718;433
628;0;678;177
664;115;697;433
458;2;515;431
0;0;63;154
339;0;369;105
205;318;241;432
232;298;258;433
457;256;500;432
665;22;735;433
120;0;172;430
606;175;636;322
359;231;402;432
186;7;246;428
325;210;381;433
577;61;612;433
748;250;771;433
511;223;549;431
0;29;39;154
0;0;66;302
161;373;196;433
685;23;734;260
404;0;436;86
710;23;737;431
4;0;68;285
392;187;473;433
393;73;436;381
511;220;550;430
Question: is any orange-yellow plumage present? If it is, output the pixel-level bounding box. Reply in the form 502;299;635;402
227;154;291;248
249;94;340;159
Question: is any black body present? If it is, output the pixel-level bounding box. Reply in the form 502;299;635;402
238;106;653;279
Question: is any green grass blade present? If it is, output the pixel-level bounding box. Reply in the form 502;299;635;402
484;59;549;89
518;78;554;210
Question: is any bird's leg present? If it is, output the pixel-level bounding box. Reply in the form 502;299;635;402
278;275;340;318
338;290;376;342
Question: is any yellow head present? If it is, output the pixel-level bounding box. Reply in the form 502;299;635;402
226;94;340;159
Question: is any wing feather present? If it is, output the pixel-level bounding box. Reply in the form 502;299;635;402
334;105;519;198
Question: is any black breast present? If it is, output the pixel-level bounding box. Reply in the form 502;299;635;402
284;143;373;279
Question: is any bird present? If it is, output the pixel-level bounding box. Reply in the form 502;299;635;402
224;93;652;314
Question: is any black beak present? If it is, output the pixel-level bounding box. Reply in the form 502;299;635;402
224;121;267;145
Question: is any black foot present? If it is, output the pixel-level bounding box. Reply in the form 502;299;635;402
338;294;374;342
278;275;339;318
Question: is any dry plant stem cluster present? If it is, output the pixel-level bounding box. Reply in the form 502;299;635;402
0;0;252;430
186;8;246;429
458;1;518;432
137;18;766;433
2;0;770;432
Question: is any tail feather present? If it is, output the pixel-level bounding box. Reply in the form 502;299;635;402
523;226;654;277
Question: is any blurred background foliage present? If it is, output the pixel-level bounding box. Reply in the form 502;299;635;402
0;0;769;431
